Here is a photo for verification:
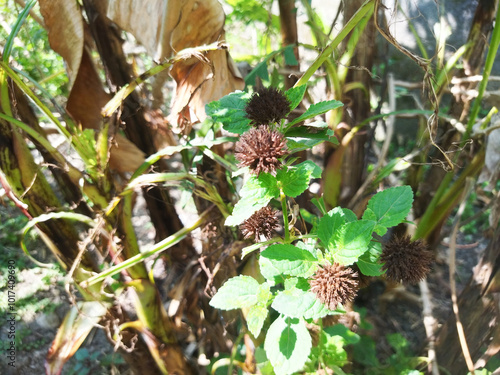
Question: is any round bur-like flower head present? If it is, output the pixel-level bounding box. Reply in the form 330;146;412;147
240;206;279;241
380;235;433;284
245;86;291;125
309;263;359;310
235;126;288;175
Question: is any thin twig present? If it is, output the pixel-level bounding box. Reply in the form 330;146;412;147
348;73;396;208
419;278;439;375
449;177;476;374
374;0;454;171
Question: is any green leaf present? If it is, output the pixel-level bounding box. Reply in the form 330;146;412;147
357;241;384;276
260;244;318;278
318;207;357;248
225;173;279;226
272;287;335;319
283;45;299;66
259;256;282;283
245;59;270;87
264;316;312;375
256;281;273;305
209;275;260;310
277;160;321;198
287;100;344;127
311;196;327;215
309;331;348;369
353;335;380;368
363;186;413;230
328;220;376;265
324;324;360;345
205;91;252;134
285;85;307;111
285;127;339;151
80;129;98;165
247;304;269;338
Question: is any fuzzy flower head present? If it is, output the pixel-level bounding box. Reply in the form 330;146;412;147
235;126;288;175
240;206;279;241
380;235;433;284
309;263;359;310
244;86;291;125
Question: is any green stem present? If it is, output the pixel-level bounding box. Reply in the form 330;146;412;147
294;0;375;87
464;3;500;143
0;61;73;138
81;207;213;287
280;188;290;243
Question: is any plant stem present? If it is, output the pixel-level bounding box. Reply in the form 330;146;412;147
464;2;500;142
280;188;290;243
81;207;213;287
294;0;375;87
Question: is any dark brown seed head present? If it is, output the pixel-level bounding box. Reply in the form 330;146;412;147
240;206;280;241
245;86;291;125
309;263;359;310
380;235;433;284
235;125;288;175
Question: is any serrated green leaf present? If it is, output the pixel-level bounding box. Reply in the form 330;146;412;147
247;304;269;338
287;100;344;127
285;85;307;111
373;224;388;236
317;332;348;368
260;244;318;278
264;316;311;375
277;161;321;198
225;173;279;226
357;241;384;276
272;288;335;319
328;220;376;265
209;275;260;310
257;282;273;305
205;91;252;134
363;186;413;229
362;208;377;221
259;256;282;282
318;207;357;248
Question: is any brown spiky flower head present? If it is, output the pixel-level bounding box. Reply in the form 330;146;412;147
245;86;291;125
309;263;359;310
380;235;433;284
240;206;279;241
235;125;288;175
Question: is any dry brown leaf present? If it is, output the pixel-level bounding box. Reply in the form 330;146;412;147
39;1;146;173
66;50;145;172
38;0;84;89
167;0;244;133
104;0;244;134
66;50;110;131
168;47;243;133
105;0;176;59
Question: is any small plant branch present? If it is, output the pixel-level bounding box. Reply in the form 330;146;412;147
449;178;475;373
81;206;213;287
0;61;75;137
419;279;439;375
280;188;290;242
464;3;500;143
348;73;396;208
294;0;375;88
102;42;227;117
